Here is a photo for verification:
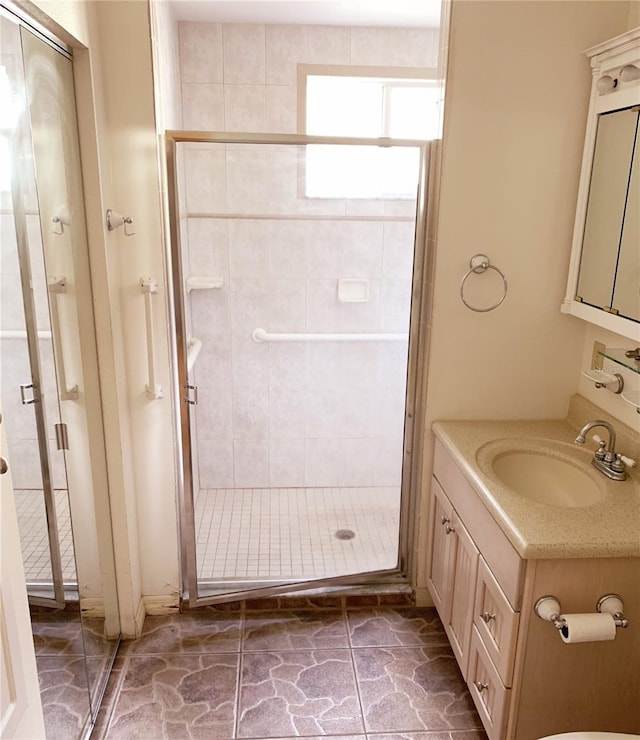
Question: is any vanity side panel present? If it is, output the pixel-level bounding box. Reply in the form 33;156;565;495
513;557;640;739
433;440;525;609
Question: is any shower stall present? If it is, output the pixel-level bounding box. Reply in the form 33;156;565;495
166;132;431;606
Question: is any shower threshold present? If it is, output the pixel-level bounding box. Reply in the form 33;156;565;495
194;577;412;604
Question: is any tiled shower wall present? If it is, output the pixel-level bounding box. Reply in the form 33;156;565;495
177;22;437;489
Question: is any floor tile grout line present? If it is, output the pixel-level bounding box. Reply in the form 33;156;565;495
345;606;369;736
96;653;129;740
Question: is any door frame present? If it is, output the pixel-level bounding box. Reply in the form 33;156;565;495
164;131;432;607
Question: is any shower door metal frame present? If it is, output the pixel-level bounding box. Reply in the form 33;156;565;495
165;131;432;607
5;75;67;610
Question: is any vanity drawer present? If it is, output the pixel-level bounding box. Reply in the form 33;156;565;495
473;557;519;687
468;626;510;740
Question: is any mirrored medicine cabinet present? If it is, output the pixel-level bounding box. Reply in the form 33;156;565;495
562;27;640;341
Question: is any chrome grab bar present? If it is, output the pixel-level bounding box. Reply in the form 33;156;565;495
141;278;164;400
252;327;408;343
47;277;79;401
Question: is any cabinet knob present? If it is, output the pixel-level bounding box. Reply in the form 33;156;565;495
474;681;489;692
440;516;455;534
0;457;7;475
481;611;496;623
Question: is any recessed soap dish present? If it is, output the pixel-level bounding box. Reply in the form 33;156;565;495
337;278;369;303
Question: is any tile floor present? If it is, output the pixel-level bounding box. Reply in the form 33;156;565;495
92;605;487;739
31;607;118;739
15;488;76;582
195;487;400;581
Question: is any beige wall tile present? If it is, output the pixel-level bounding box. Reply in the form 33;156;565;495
179;22;223;84
223;24;265;84
266;24;308;84
182;83;225;130
350;27;436;67
307;25;351;65
224;84;265;132
265;85;297;133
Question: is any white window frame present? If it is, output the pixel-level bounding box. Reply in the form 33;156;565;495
297;65;440;199
297;64;441;138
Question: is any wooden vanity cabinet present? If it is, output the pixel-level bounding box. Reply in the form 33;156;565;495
428;442;521;739
427;438;640;740
428;478;479;677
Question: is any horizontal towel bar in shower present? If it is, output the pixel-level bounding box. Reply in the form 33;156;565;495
252;328;408;343
0;330;52;340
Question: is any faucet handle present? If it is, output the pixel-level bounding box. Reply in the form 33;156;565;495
619;454;637;469
592;435;607;460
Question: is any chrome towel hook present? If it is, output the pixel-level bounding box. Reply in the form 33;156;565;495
460;253;507;312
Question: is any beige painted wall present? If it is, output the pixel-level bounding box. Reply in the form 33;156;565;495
415;0;632;593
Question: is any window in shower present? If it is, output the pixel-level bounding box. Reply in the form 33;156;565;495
301;67;441;198
168;133;430;606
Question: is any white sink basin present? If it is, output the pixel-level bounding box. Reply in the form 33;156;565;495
477;439;606;508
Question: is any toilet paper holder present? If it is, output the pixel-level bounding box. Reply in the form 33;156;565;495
534;593;629;630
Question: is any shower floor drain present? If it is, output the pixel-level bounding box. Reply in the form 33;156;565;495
334;528;356;540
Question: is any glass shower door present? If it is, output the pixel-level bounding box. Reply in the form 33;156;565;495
167;133;430;606
1;16;68;609
2;10;121;735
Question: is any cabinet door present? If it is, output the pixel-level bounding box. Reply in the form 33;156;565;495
446;511;479;679
427;477;454;621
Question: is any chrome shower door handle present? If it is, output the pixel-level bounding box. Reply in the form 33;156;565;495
183;383;198;405
20;382;36;405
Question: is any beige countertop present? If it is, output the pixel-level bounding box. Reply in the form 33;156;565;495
432;417;640;559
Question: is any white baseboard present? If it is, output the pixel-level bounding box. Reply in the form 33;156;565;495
79;597;104;618
143;594;180;616
414;587;434;607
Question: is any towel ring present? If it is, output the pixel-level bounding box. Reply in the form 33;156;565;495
460;254;507;312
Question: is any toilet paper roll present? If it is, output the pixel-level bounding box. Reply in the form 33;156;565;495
559;613;617;643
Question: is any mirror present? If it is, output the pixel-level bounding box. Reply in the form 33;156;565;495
0;9;120;737
576;106;639;321
562;28;640;341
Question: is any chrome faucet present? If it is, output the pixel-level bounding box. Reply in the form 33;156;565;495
574;420;636;481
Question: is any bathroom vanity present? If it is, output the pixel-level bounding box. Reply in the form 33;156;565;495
426;404;640;739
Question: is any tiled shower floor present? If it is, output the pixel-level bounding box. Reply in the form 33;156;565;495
16;485;400;587
195;487;401;581
14;488;76;582
92;604;487;739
